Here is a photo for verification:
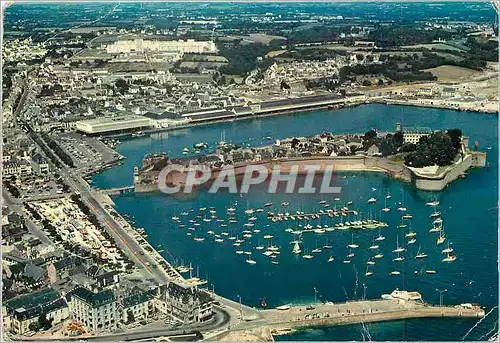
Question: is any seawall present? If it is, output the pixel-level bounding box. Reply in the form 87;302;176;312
410;152;487;191
134;154;487;193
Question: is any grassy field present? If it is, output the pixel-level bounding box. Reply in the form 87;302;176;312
265;49;287;58
402;43;465;52
424;65;479;81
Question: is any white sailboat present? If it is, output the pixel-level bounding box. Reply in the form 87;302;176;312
426;200;440;206
437;228;446;245
393;236;405;253
393;253;404;262
382;197;391;212
246;253;257;265
347;233;359;249
442;252;457;262
292;241;302;254
375;227;386;241
441;242;454;254
415;246;428;259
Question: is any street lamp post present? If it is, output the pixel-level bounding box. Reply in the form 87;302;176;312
313;287;318;303
435;288;448;306
237;295;242;321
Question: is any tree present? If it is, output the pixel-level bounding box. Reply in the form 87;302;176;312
362;79;372;86
29;322;42;332
447;129;462;151
404;131;457;167
127;310;135;324
364;130;377;141
377;79;384;86
115;78;129;94
393;131;404;147
280;80;291;90
38;313;53;330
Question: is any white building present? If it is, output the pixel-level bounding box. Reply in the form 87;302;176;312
2;160;33;177
69;287;119;333
105;39;218;55
75;115;151;135
154;281;213;324
402;127;432;144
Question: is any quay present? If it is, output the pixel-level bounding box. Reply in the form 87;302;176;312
216;292;485;340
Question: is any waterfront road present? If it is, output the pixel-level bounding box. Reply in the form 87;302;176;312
14;307;231;341
59;167;170;284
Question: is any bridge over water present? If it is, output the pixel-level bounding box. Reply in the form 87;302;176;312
100;185;135;196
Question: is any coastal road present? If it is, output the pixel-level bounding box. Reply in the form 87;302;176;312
14;307;232;341
58;167;170;284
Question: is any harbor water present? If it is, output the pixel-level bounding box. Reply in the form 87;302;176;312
93;104;498;341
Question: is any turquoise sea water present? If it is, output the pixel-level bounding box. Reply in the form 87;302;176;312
93;104;498;341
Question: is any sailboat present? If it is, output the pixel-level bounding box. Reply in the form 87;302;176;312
426;200;440;206
347;233;359;249
365;266;373;276
415;246;428;259
393;236;405;253
346;247;355;259
327;255;334;262
292;241;302;254
433;217;443;224
393;253;404;262
374;252;384;259
441;242;454;254
246;253;257;265
437;229;446;245
429;222;441;233
193;235;205;242
375;227;386;241
398;217;408;229
442;252;457;262
390;271;401;275
382;197;391;212
430;210;441;218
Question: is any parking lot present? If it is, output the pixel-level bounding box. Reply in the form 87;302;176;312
57;132;124;175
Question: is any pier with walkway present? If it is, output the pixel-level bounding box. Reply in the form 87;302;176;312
213;292;485;341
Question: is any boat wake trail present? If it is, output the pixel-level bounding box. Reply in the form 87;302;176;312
478;320;498;341
337;269;350;300
353;265;359;300
462;306;498;340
